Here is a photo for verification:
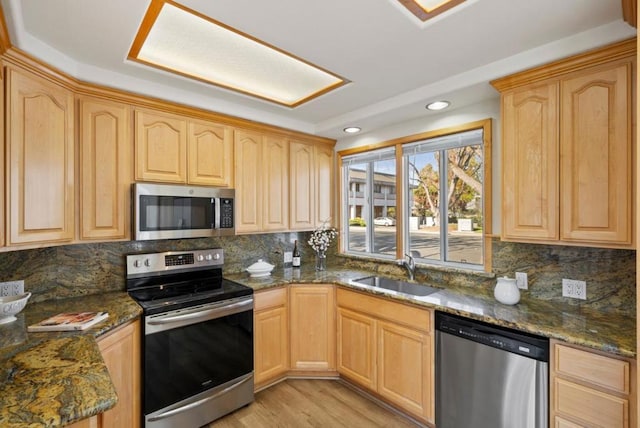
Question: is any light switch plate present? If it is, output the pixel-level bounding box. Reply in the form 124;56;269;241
515;272;528;290
562;279;587;300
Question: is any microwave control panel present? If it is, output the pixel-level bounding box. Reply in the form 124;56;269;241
219;198;234;229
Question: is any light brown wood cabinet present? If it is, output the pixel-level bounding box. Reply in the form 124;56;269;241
187;119;233;187
493;39;635;248
289;284;336;374
336;288;433;423
97;320;141;428
134;108;187;183
66;320;141;428
336;307;376;390
134;108;234;187
254;287;289;390
551;340;636;428
289;140;335;230
234;129;289;233
78;96;132;240
6;66;75;245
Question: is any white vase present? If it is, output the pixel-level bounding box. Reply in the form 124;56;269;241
494;277;520;305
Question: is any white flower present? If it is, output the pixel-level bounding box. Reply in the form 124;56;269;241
308;226;338;253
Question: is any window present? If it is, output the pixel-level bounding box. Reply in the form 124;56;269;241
343;147;397;258
340;120;491;271
404;129;484;267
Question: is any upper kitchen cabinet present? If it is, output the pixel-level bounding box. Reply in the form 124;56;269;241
78;96;132;241
134;108;187;183
135;108;234;187
492;39;635;248
187;119;233;187
289;139;335;231
6;66;75;245
234;129;289;233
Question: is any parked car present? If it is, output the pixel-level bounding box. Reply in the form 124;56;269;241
374;217;396;226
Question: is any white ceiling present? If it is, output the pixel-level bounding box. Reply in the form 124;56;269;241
1;0;635;139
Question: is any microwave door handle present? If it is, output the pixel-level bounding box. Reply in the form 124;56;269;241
213;197;220;229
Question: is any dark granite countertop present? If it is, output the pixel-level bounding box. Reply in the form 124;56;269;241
0;292;142;428
227;266;636;359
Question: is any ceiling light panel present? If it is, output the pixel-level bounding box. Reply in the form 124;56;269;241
129;0;347;107
396;0;466;21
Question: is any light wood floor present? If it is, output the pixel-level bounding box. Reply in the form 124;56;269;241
209;379;420;427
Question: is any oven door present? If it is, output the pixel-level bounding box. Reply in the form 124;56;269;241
143;296;254;427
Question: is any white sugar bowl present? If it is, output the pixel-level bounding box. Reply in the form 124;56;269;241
494;277;520;305
246;259;275;278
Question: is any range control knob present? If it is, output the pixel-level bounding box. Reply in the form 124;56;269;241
205;254;213;261
197;254;205;262
213;253;221;260
133;259;149;268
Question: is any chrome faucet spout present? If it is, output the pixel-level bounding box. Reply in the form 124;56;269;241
396;253;416;281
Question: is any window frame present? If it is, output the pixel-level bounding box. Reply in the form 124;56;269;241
338;119;492;272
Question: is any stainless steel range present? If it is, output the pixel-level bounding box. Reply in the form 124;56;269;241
126;248;254;428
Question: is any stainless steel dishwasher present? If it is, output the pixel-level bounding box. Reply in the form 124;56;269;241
435;311;549;428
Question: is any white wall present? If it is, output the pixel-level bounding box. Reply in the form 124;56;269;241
335;98;502;234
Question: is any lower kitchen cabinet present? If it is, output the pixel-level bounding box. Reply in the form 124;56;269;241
66;320;141;428
551;340;636;428
96;319;141;428
254;287;289;390
289;284;336;374
336;288;433;424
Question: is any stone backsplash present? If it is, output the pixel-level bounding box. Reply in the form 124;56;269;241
0;235;634;315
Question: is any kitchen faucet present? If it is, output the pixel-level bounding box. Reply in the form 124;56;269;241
397;253;416;281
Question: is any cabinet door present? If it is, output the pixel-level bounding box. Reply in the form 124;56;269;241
560;63;632;244
337;307;376;390
289;284;336;372
6;67;75;244
78;97;131;240
97;320;141;428
254;305;289;388
377;320;432;422
315;144;334;227
187;119;233;187
262;135;289;231
234;130;263;233
134;109;187;183
289;140;315;230
502;82;559;241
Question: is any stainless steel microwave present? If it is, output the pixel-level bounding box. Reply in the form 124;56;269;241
133;183;235;241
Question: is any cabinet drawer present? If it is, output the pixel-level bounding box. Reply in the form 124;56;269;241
337;288;430;332
254;287;287;311
555;344;630;393
555;378;629;428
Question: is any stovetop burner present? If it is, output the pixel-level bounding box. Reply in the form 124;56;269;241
126;248;253;315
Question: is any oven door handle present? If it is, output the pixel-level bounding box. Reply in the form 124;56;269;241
147;373;253;422
146;297;252;333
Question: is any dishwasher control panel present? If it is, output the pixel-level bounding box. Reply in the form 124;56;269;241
436;311;549;362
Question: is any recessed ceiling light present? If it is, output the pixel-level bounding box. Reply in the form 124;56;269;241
396;0;466;22
128;0;347;107
343;127;362;134
426;100;450;111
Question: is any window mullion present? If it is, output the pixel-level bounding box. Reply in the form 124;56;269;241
439;149;447;262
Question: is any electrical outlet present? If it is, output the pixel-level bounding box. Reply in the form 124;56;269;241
515;272;528;290
562;279;587;300
284;251;293;264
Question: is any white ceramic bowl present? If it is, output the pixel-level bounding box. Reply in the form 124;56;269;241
246;259;275;278
0;292;31;324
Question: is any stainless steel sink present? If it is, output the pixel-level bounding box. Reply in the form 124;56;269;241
351;276;441;297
